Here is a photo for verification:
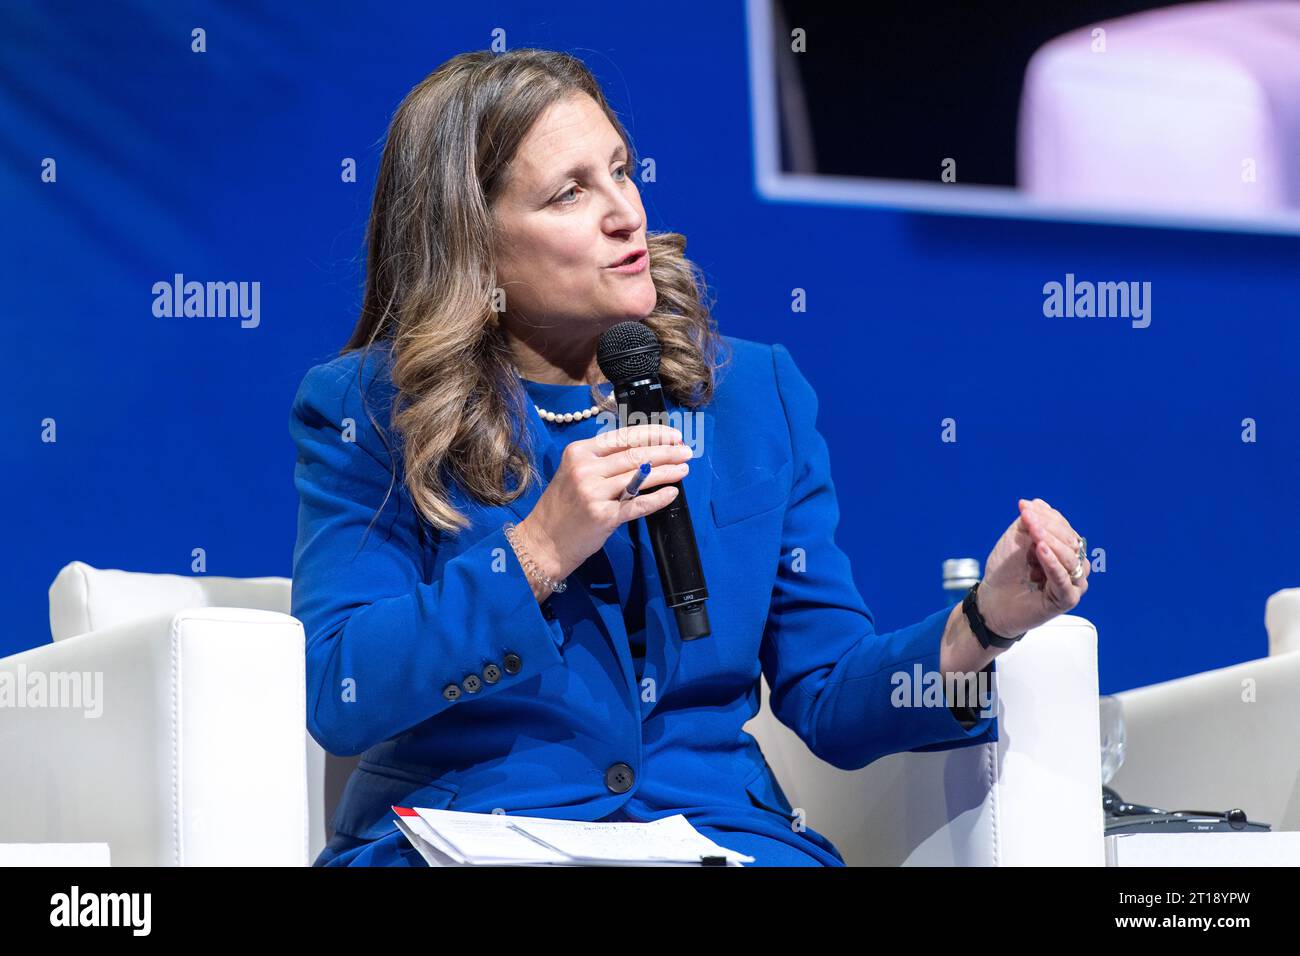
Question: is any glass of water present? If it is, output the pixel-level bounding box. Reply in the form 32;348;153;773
1099;694;1127;785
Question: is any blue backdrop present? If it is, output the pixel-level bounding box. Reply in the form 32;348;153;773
4;0;1297;694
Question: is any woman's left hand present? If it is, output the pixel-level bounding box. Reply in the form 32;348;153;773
975;497;1090;639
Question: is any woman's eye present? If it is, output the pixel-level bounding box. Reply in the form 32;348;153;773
554;166;630;205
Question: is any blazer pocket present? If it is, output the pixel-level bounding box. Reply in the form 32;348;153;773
711;462;793;528
331;763;460;841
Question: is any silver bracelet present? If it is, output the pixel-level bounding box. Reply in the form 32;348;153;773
503;521;567;594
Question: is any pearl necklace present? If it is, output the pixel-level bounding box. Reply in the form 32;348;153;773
514;366;602;424
534;403;601;424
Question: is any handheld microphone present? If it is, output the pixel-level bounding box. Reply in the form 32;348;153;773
597;322;710;640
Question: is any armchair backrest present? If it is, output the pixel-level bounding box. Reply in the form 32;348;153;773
47;562;355;865
49;561;292;641
1264;588;1300;656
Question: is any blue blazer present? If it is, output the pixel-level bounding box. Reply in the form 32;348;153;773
289;335;997;866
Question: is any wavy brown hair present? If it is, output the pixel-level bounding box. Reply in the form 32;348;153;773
341;48;730;538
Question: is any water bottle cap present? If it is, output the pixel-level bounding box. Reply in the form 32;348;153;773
942;557;981;588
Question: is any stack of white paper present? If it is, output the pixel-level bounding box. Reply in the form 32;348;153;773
391;806;755;866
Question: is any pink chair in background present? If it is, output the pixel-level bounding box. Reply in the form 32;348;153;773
1019;0;1300;215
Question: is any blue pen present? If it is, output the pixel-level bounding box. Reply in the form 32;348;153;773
619;461;652;501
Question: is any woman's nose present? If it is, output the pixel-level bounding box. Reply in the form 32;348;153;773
604;187;642;232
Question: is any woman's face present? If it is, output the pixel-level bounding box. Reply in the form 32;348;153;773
490;93;656;349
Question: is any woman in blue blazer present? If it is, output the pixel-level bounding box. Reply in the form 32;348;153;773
289;49;1090;867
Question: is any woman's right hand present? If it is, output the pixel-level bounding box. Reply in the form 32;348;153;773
514;423;693;596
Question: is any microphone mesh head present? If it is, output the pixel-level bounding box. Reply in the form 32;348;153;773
597;321;661;383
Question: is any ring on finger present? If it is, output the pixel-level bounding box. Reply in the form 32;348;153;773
1069;534;1087;581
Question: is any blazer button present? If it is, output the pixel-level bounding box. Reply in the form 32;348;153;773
482;662;502;684
605;762;635;794
542;602;557;621
503;652;522;675
461;674;482;694
442;683;461;702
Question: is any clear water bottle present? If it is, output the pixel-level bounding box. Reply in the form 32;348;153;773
942;558;981;606
1099;695;1127;785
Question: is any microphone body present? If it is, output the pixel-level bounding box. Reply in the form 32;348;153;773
598;323;711;640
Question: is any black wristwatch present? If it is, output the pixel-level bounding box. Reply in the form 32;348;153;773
962;582;1025;649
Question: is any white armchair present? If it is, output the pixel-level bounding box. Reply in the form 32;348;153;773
1;562;1107;865
0;562;341;866
745;614;1106;865
1107;589;1300;834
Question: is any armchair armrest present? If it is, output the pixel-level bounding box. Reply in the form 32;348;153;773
1111;653;1300;832
748;614;1105;865
0;607;308;865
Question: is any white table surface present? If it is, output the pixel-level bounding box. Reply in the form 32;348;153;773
0;843;111;866
1107;831;1300;866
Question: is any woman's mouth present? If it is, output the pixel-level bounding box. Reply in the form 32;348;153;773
606;249;648;274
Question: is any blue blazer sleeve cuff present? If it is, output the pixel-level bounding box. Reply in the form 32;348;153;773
905;607;999;753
